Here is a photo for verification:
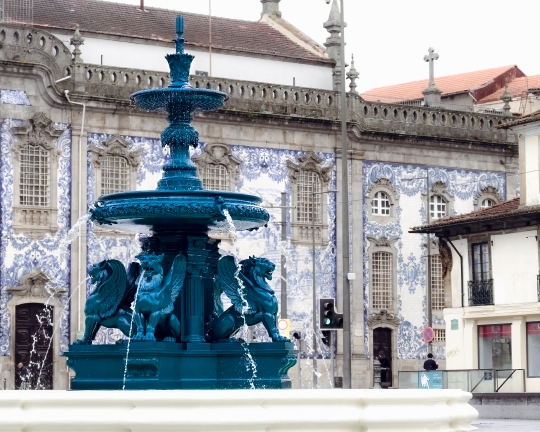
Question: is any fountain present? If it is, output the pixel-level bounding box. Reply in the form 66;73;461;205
64;15;296;390
0;16;478;432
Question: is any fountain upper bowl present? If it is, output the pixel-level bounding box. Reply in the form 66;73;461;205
131;87;229;113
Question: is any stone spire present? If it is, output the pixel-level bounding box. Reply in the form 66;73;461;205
261;0;281;18
347;54;359;95
70;24;85;63
422;47;441;107
324;0;346;91
500;78;513;117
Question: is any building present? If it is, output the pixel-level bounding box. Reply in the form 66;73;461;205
410;110;540;392
0;0;520;389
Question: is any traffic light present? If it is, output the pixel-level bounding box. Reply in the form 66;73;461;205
321;330;331;346
319;298;343;329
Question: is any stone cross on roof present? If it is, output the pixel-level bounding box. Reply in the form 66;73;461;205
424;47;439;89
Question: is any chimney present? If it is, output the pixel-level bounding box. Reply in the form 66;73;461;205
139;0;145;11
261;0;281;17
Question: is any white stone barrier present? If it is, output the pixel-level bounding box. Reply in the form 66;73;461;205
0;389;477;431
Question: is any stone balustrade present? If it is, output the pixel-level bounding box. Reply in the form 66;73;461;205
0;22;516;144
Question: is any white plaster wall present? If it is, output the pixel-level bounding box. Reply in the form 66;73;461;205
444;309;465;370
53;35;333;90
523;135;540;206
491;231;539;305
450;239;468;308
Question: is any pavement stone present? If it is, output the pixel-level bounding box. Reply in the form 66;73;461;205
473;419;540;431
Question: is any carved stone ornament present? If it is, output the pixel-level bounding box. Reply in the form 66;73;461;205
89;135;143;169
430;180;453;197
439;238;453;278
191;143;242;189
366;177;399;199
286;151;333;185
367;310;401;328
473;186;503;206
11;112;62;161
367;236;399;248
7;270;66;298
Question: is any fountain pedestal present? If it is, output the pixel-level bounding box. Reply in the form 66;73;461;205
66;341;296;390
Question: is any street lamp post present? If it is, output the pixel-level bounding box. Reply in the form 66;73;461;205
325;0;352;389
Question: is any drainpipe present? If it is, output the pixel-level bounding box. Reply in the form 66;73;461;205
64;90;86;334
444;236;464;308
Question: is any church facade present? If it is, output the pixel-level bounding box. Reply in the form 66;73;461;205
0;0;518;389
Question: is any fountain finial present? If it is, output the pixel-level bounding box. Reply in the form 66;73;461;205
175;15;185;54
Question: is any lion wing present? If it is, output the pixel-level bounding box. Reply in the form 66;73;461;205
217;256;253;314
160;254;187;313
95;260;128;319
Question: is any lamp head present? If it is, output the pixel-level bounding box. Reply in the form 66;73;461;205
325;0;331;3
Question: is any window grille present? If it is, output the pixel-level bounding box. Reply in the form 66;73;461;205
372;191;390;215
481;198;496;209
431;255;445;310
202;163;229;191
297;170;321;224
19;145;50;207
3;0;33;24
430;195;447;219
434;329;446;342
372;252;392;309
101;156;130;195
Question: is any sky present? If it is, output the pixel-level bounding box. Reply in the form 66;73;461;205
108;0;539;92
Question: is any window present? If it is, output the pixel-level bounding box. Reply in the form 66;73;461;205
431;255;445;310
430;195;447;219
371;191;390;216
481;198;496;209
472;242;490;281
296;170;321;224
202;163;229;191
527;322;540;377
372;252;393;309
19;145;50;207
101;156;129;195
478;324;512;369
434;329;446;343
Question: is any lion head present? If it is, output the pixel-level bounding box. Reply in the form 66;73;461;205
240;256;275;289
136;252;165;291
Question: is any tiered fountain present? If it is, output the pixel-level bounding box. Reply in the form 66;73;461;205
65;15;296;390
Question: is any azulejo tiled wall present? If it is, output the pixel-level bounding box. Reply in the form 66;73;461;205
363;161;506;360
0;118;72;355
86;137;337;357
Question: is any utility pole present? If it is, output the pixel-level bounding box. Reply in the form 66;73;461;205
281;192;287;319
426;169;432;354
338;0;352;390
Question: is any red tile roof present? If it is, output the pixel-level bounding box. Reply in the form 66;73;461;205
477;74;540;103
362;65;525;103
23;0;331;64
410;198;522;232
497;109;540;129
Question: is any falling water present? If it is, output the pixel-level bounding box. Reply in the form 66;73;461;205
222;209;258;389
122;271;145;390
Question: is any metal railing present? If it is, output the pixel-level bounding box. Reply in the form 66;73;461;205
468;279;494;306
398;369;525;392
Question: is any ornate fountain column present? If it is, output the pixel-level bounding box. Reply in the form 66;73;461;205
182;236;218;343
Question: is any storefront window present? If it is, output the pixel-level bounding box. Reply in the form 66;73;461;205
478;324;512;369
527;322;540;377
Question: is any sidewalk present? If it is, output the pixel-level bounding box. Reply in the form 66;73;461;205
473;419;540;431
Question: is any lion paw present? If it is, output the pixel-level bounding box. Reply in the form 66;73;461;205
143;334;156;341
162;337;176;342
131;334;145;342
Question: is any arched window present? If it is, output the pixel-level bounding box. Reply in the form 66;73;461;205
431;255;445;310
372;252;393;309
481;198;496;209
19;145;51;207
202;163;230;191
296;170;321;224
430;195;447;219
371;191;390;216
101;155;130;195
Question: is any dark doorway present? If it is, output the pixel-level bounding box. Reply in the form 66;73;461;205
373;327;392;387
15;303;53;390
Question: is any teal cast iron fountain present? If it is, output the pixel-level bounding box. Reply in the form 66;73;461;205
65;16;297;390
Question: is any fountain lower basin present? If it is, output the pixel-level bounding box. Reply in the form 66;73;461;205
0;389;478;431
